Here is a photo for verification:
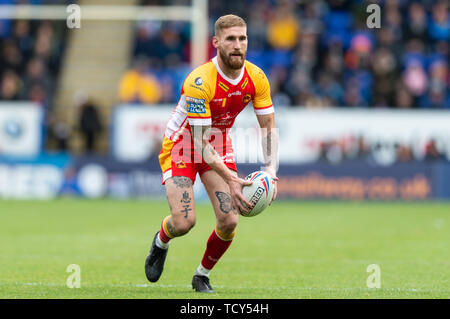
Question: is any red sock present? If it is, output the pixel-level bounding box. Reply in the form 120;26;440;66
159;216;174;244
200;228;234;270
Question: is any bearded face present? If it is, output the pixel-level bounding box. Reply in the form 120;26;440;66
215;26;248;70
218;46;246;69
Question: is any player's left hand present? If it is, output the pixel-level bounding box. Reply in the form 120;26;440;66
264;167;278;206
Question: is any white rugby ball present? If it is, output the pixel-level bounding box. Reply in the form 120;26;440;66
240;171;275;217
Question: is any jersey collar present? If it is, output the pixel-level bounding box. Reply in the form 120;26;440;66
212;56;245;86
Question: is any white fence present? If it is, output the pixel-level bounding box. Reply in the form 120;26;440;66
111;105;450;165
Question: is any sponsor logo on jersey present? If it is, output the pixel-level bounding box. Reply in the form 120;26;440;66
243;94;252;104
195;77;203;86
214;112;235;126
217;112;233;121
189;84;206;92
218;82;229;92
186;96;206;114
228;91;242;97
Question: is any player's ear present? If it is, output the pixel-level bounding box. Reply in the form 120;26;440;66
212;35;219;48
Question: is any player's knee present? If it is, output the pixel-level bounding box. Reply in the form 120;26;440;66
217;218;238;236
172;216;196;235
177;222;195;235
184;217;196;232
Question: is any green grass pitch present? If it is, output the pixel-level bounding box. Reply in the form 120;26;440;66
1;199;449;299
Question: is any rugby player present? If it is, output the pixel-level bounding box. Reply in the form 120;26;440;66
145;14;279;293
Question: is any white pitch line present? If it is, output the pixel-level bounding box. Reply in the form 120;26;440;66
2;282;449;294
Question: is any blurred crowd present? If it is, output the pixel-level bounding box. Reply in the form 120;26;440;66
315;135;448;165
0;0;449;160
0;0;70;108
0;21;67;109
125;0;449;108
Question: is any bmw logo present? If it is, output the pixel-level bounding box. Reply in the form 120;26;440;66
195;77;203;86
3;119;23;139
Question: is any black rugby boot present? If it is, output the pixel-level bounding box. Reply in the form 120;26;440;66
192;275;215;293
145;231;169;282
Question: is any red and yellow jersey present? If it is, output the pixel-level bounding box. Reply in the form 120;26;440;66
164;56;274;142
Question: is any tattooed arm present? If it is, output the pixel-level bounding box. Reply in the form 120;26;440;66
256;113;279;204
191;125;253;213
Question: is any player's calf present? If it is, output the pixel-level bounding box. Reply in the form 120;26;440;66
145;176;196;283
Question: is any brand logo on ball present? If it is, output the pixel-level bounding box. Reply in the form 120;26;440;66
250;187;265;206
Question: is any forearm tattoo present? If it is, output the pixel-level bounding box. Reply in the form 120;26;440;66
215;191;233;214
262;127;278;169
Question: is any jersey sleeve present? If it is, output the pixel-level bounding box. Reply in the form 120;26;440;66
252;68;274;115
182;69;214;127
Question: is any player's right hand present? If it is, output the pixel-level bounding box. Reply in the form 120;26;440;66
228;176;253;214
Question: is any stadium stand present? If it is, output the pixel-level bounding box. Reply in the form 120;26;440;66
133;0;448;108
0;0;448;160
0;12;68;109
53;0;138;154
0;0;449;205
